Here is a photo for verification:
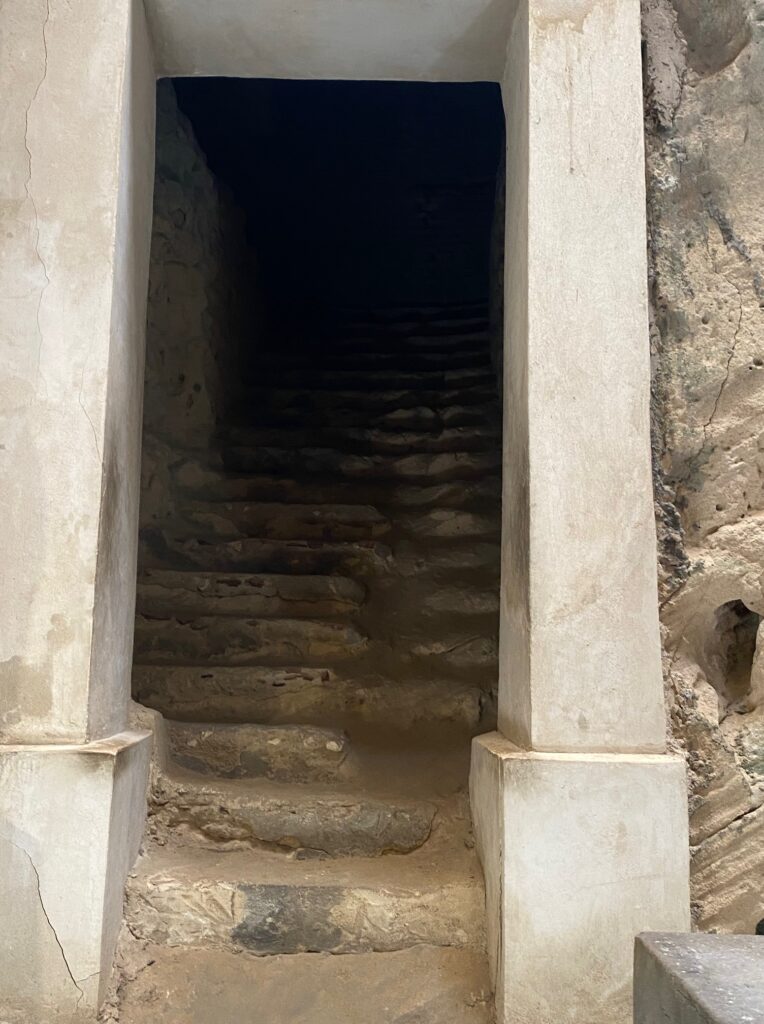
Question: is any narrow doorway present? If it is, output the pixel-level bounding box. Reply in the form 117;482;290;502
121;78;505;1021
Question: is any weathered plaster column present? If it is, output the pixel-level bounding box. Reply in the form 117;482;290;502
471;2;691;1021
0;0;155;1019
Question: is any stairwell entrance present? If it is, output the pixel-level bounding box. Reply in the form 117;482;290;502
1;3;691;1023
123;78;505;1020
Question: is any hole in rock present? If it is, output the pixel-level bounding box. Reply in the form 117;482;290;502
706;600;762;715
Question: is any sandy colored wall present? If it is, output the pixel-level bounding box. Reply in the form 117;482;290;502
0;0;155;744
643;0;764;931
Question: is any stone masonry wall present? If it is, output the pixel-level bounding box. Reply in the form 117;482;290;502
139;81;256;529
643;0;764;932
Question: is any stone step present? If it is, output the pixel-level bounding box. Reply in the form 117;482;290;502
140;532;393;577
399;508;501;541
252;366;494;392
137;570;366;619
177;470;502;511
221;446;501;484
259;347;490;372
407;636;499;677
339;317;489;338
149;772;436;856
125;842;484;953
181;501;391;542
171;504;499;546
166;720;348;782
132;666;487;732
134;614;368;666
116;945;493;1024
242;400;498;432
224;423;498;455
245;384;498;416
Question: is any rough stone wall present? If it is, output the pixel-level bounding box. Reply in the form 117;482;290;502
643;0;764;932
139;81;255;529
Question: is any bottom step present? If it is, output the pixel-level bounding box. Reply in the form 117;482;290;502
116;944;494;1023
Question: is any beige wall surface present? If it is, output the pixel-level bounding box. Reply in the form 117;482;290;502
0;0;155;744
499;0;665;754
144;0;512;81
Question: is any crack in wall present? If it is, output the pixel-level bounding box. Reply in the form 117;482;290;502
0;834;84;1005
23;0;52;391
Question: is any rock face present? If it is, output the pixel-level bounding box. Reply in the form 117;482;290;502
139;80;257;530
643;0;764;931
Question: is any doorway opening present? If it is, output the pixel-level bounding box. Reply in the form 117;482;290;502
123;76;505;1019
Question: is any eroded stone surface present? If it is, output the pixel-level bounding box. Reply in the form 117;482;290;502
644;0;764;930
113;943;493;1024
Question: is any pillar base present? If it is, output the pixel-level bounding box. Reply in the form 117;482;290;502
470;733;690;1024
0;731;151;1022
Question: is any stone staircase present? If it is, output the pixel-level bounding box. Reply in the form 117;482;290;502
114;307;501;1023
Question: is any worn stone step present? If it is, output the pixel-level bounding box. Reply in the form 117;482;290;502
416;584;500;617
225;423;498;456
140;532;393;577
149;772;436;856
252;366;494;392
176;504;499;546
132;666;487;732
166;720;348;782
116;944;493;1024
407;636;499;677
125;843;484;953
395;540;502;576
400;508;500;541
259;347;489;373
245;384;498;416
242;400;498;432
134;614;368;666
221;446;501;484
178;470;502;510
137;570;366;619
182;501;391;542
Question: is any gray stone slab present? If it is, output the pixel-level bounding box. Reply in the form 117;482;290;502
635;932;764;1024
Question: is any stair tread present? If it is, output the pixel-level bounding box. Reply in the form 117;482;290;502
165;719;348;782
131;832;481;897
134;613;368;666
137;569;366;618
116;944;493;1024
224;424;498;454
133;665;488;731
221;445;501;483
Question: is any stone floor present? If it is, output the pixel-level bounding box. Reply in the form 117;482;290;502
113;306;501;1021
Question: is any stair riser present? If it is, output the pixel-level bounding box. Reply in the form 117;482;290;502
133;668;487;732
137;574;365;620
166;722;348;783
149;776;435;857
183;505;391;543
175;475;502;511
221;447;501;484
224;427;498;456
140;536;392;577
251;369;494;393
245;387;498;418
134;617;367;666
125;876;484;955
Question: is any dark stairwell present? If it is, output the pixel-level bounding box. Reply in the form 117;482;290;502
115;77;505;1023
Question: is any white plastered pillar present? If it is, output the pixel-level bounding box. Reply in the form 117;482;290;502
470;2;691;1021
0;0;155;1018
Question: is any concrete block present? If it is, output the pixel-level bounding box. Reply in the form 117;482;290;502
470;733;691;1024
635;933;764;1024
0;731;151;1022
